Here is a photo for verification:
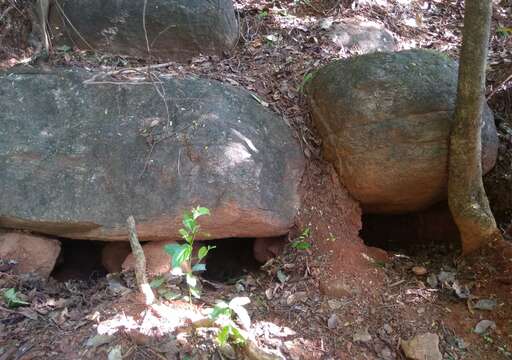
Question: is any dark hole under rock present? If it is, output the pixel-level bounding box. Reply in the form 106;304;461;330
360;202;462;255
51;240;107;282
201;238;261;284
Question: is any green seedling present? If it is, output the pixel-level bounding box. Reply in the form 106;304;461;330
210;297;251;346
496;26;512;38
257;10;269;19
291;227;311;250
298;72;314;93
164;206;215;301
2;288;29;308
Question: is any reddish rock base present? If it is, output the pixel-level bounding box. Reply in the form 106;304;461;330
0;232;61;278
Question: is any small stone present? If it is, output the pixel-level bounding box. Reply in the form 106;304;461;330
327;299;344;310
383;324;393;334
287;292;308;305
380;347;394;360
473;299;497;311
426;274;438;288
107;346;122;360
412;266;428;276
438;271;456;283
452;281;471;299
265;288;273;300
401;333;442;360
219;344;237;359
474;320;496;335
417;307;425;314
0;232;61;279
353;327;372;343
86;334;114;348
327;314;338;329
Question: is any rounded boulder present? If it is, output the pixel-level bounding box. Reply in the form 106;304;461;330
307;49;498;213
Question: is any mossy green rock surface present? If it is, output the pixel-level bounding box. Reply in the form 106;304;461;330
307;49;498;214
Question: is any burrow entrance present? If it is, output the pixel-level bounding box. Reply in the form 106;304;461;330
359;202;461;254
51;240;107;282
202;238;262;283
51;236;286;283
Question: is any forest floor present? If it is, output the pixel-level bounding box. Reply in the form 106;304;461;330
1;0;512;359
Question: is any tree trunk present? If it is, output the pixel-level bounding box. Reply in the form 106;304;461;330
448;0;501;254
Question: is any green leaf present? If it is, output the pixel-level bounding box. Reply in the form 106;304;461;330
210;301;231;320
192;263;206;272
3;288;29;308
198;245;215;260
497;26;512;38
217;325;231;346
230;325;246;345
192;206;210;220
149;276;166;289
168;244;192;269
164;243;183;257
182;213;196;233
257;10;268;19
178;228;189;241
291;241;311;250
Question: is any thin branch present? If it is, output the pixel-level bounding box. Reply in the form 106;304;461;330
487;73;512;100
54;0;96;51
127;216;155;305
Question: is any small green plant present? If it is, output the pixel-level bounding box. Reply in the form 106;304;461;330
164;206;215;300
2;288;29;308
291;227;311;250
496;26;512;38
210;297;251;346
257;10;269;19
298;71;314;94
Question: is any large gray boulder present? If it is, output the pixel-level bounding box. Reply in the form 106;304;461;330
0;68;304;241
48;0;239;61
307;49;498;214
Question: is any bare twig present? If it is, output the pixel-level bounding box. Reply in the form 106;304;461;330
54;0;96;51
127;216;155;305
487;73;512;100
143;0;150;57
0;5;14;23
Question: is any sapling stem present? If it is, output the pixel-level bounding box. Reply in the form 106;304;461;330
127;215;155;305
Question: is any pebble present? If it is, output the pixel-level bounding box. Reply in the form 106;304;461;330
474;320;496;335
383;324;393;334
327;299;344;310
86;334;114;348
426;274;438;288
327;314;338;329
401;333;442;360
473;299;497;311
353;327;372;343
412;266;428;276
380;347;394;360
438;271;456;283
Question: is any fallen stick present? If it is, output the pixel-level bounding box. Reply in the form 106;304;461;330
127;216;155;305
